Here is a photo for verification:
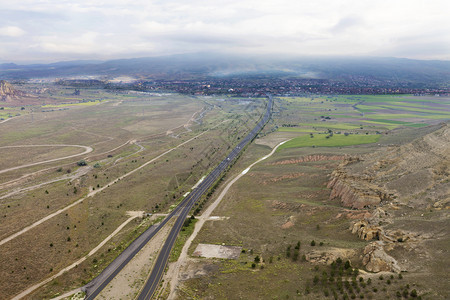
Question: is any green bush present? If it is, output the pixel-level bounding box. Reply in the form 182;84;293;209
77;160;87;166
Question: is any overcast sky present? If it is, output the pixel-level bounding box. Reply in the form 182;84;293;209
0;0;449;63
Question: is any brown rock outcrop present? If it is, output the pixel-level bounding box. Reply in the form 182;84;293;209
362;241;401;273
0;80;24;101
350;220;383;241
326;155;396;209
306;248;356;265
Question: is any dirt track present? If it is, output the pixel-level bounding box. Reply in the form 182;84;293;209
0;131;207;247
166;139;290;299
0;144;93;174
11;212;143;300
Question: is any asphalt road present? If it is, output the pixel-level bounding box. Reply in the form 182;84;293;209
137;95;273;300
83;95;273;299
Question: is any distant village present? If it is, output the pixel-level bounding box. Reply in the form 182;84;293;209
55;77;449;97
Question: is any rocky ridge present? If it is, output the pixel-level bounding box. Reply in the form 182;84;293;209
0;80;25;102
327;124;449;274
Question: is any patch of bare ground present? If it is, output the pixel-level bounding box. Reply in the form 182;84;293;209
192;244;242;259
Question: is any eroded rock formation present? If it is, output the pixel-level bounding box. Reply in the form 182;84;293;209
327;165;394;209
0;80;25;101
362;241;401;273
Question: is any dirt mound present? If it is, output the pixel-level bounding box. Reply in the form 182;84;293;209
272;155;346;165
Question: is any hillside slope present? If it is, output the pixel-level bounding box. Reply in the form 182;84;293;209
328;123;449;298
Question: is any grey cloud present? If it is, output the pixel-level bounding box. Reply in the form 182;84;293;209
330;16;364;34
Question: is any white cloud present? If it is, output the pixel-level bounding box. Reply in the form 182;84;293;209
0;26;25;37
0;0;449;62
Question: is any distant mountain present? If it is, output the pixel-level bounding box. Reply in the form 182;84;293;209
0;54;449;88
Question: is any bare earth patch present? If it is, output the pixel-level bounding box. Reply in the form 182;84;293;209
192;244;242;259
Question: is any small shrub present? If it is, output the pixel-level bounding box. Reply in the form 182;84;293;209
77;160;87;166
410;289;418;298
311;240;316;246
403;289;409;298
344;260;351;269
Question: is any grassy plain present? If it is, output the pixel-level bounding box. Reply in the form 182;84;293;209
276;95;449;134
0;85;268;299
278;134;381;150
176;94;449;299
1;89;448;299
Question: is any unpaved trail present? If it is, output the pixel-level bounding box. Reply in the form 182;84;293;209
0;144;93;175
0;131;208;247
0;116;21;124
165;139;290;299
0;166;91;200
11;211;144;300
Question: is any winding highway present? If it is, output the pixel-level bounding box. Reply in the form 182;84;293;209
83;95;273;299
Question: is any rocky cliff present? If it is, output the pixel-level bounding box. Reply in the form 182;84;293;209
0;80;25;102
327;123;450;275
328;123;449;209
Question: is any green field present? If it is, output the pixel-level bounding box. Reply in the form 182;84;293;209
278;134;380;150
41;99;106;108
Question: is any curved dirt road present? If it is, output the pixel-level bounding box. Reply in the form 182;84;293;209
11;212;143;300
0;144;93;175
0;131;207;247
